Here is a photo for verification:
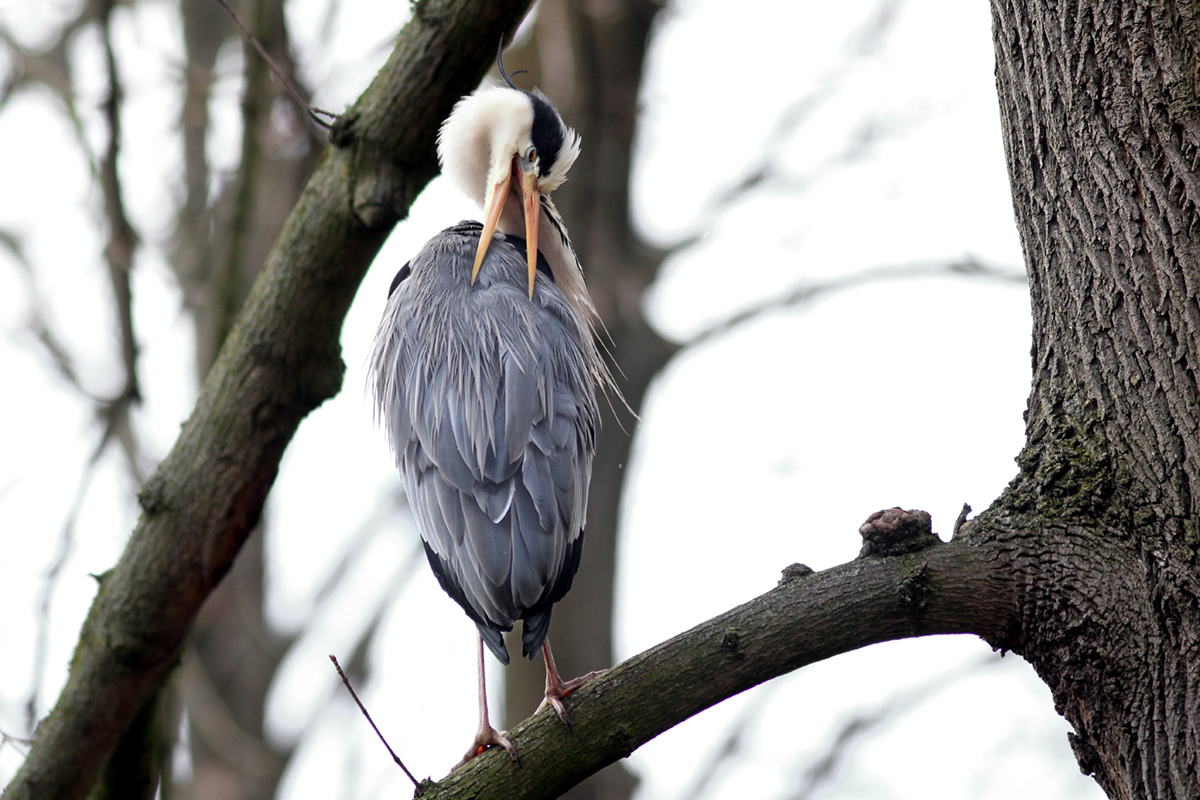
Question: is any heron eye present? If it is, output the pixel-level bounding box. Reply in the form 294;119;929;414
526;146;537;162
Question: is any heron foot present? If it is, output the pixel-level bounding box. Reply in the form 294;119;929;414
457;724;519;768
536;668;605;728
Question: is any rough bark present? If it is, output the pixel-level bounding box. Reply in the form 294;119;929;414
981;0;1200;797
0;2;533;798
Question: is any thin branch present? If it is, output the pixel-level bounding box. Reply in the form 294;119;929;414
11;9;152;720
310;487;415;609
0;16;99;172
710;110;921;217
787;710;888;800
210;0;271;363
683;256;1027;350
4;227;88;394
733;0;904;194
25;437;107;733
1;728;32;759
26;317;84;391
214;0;336;129
12;10;151;723
668;0;909;255
329;655;419;788
97;0;144;483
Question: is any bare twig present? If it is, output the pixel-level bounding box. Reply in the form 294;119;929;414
0;17;99;171
26;440;107;733
4;222;89;394
97;0;145;483
683;256;1027;351
1;728;33;757
215;0;336;129
670;0;909;254
329;655;420;788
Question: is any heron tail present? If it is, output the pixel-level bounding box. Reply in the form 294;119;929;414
521;608;553;660
477;624;510;665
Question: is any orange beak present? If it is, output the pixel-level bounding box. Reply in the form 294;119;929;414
471;156;542;299
470;159;512;286
519;166;540;298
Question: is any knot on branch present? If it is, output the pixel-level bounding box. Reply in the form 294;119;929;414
719;628;745;660
329;111;358;148
607;726;634;759
778;563;815;585
137;474;168;515
858;507;939;557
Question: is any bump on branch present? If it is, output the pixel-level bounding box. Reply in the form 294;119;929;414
857;507;940;557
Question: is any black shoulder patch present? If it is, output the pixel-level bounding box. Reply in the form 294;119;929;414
387;263;411;297
526;90;565;178
502;235;555;282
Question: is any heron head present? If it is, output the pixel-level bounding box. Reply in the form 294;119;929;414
437;47;580;297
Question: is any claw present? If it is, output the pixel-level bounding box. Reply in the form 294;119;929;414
538;640;604;729
458;724;519;768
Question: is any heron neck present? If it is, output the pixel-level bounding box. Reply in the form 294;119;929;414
536;199;596;329
493;191;596;328
495;189;527;241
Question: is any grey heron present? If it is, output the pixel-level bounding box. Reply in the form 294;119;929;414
369;46;609;764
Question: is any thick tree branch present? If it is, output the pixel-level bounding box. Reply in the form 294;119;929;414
0;2;533;798
416;530;1018;800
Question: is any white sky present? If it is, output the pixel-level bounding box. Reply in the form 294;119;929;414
0;0;1106;798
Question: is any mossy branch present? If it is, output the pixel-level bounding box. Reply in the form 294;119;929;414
416;532;1019;800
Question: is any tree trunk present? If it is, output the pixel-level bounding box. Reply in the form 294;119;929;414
983;0;1200;796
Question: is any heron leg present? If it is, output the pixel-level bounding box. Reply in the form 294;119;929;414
457;635;519;767
535;639;605;728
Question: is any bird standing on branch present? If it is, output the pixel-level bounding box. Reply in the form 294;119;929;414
370;45;609;764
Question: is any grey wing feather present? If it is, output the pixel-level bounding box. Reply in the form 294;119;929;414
503;356;539;465
369;224;599;662
473;481;515;524
522;448;560;533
